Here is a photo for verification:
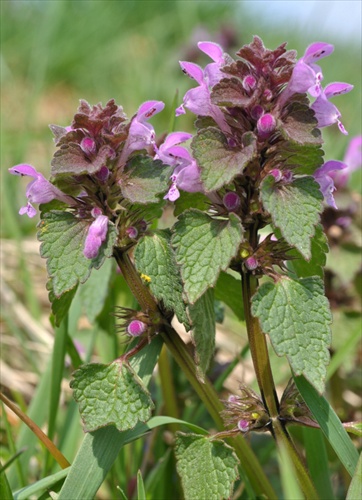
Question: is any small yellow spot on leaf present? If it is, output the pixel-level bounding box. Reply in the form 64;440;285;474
140;273;151;283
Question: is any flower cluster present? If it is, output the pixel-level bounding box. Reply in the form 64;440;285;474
222;386;270;434
176;37;353;209
9;99;196;258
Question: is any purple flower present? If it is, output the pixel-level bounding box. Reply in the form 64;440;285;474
314;160;347;209
280;42;334;105
331;136;362;188
198;41;228;87
154;131;193;165
311;82;354;134
8;164;73;218
176;43;231;133
164;149;203;202
155;132;203;202
83;211;109;259
120;100;165;163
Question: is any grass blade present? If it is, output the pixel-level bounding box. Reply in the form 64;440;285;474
13;468;69;500
0;467;14;500
137;470;146;500
346;453;362;500
303;427;335;499
294;375;359;476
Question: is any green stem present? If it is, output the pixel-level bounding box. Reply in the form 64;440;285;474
242;271;279;417
158;344;180;433
113;249;277;500
242;266;319;499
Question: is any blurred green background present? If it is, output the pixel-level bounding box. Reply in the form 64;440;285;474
1;0;361;238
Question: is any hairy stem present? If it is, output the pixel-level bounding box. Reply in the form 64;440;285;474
113;249;277;499
241;234;319;499
241;270;279;417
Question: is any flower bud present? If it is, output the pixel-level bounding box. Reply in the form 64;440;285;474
237;419;249;432
95;166;110;183
80;137;97;155
223;192;241;212
126;226;138;239
251;105;264;120
127;320;147;336
242;75;256;92
263;88;273;101
282;170;293;183
245;256;258;271
257;113;276;136
269;169;283;182
91;207;103;218
138;220;148;232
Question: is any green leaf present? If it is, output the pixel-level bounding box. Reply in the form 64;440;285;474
47;280;78;327
173;191;210;217
294;375;359;477
78;258;114;323
51;143;116;176
175;433;239;500
281;99;322;145
260;175;323;259
191;127;257;192
70;360;154;432
188;289;216;381
214;271;244;321
252;276;331;393
266;140;324;176
134;230;189;327
121;155;172;203
347;453;362;500
172;210;243;304
289;224;328;279
38;211;117;297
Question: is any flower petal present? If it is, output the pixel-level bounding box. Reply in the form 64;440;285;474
303;42;334;64
9;164;38;177
324;82;354;98
198;41;224;63
179;61;204;84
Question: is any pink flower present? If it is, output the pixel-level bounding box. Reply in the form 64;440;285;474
83;210;109;259
8;164;73;218
280;42;334;106
155;132;203;201
314;160;347;209
176;42;231;133
311;82;354;135
120;100;165;164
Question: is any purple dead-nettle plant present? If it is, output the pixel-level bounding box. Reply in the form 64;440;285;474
8;35;358;500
